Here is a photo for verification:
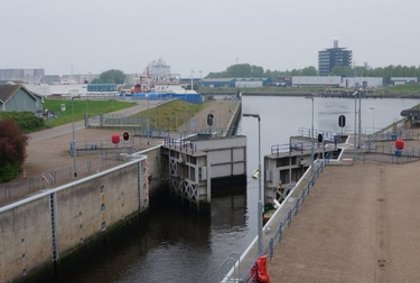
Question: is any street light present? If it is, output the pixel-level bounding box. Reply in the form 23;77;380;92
370;107;375;134
358;89;363;150
352;90;359;153
305;95;315;176
71;95;81;177
147;93;150;145
243;113;263;256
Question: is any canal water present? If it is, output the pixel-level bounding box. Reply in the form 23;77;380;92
46;96;419;283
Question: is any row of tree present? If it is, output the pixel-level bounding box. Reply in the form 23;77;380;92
207;64;318;78
92;64;420;86
206;63;420;84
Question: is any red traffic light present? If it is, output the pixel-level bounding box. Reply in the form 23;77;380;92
123;131;130;141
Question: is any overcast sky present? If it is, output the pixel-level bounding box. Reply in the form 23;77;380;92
1;0;419;76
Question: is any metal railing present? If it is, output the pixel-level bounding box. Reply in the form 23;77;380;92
0;154;126;207
221;159;327;282
298;127;339;142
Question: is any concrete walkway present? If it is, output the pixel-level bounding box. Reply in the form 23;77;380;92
268;160;420;282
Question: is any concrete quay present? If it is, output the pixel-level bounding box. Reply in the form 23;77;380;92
268;136;420;282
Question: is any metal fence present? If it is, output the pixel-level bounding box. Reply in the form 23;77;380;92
0;152;127;207
220;159;327;282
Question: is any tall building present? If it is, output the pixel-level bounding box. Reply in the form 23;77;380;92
318;40;352;76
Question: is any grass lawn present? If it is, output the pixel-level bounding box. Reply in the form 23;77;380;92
132;100;206;131
44;98;137;127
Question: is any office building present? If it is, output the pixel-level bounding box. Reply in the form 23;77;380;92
318;40;352;76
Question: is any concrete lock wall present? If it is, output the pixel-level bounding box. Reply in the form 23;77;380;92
0;197;53;282
0;157;148;283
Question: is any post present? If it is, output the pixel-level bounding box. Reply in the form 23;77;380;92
147;94;150;145
370;107;375;134
353;90;358;156
71;96;81;177
358;90;362;149
191;69;194;91
305;95;315;176
243;113;263;256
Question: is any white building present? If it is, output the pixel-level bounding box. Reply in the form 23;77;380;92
0;69;45;84
292;76;342;87
25;84;88;96
292;76;383;88
234;78;263;88
391;77;418;86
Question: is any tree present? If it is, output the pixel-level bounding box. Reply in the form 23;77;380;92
0;120;28;182
92;69;126;84
331;66;353;77
301;66;318;76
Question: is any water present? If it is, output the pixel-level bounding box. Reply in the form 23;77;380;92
44;96;419;283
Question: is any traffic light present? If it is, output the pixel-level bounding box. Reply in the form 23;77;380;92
123;131;130;141
338;115;346;128
207;113;214;126
317;133;323;143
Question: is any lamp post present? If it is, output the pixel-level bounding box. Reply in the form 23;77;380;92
147;93;150;145
191;69;194;91
358;89;362;149
305;95;315;176
71;95;81;177
243;113;263;256
352;90;359;153
370;107;375;134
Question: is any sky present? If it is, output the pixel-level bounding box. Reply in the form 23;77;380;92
1;0;419;77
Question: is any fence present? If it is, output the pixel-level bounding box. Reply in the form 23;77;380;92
220;159;327;282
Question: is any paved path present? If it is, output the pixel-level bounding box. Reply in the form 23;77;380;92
27;100;162;143
268;159;420;282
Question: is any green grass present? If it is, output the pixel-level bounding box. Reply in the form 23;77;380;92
44;98;137;127
381;83;420;95
132;100;206;131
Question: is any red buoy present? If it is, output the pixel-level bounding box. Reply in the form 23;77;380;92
112;134;120;144
395;139;405;150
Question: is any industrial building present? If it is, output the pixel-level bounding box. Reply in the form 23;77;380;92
199;78;271;88
390;77;418;85
292;76;383;88
0;69;45;84
318;40;352;76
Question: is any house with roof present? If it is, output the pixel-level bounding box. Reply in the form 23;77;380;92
0;85;43;113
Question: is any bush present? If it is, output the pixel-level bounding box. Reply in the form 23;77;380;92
0;120;28;182
0;111;45;132
0;161;20;183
